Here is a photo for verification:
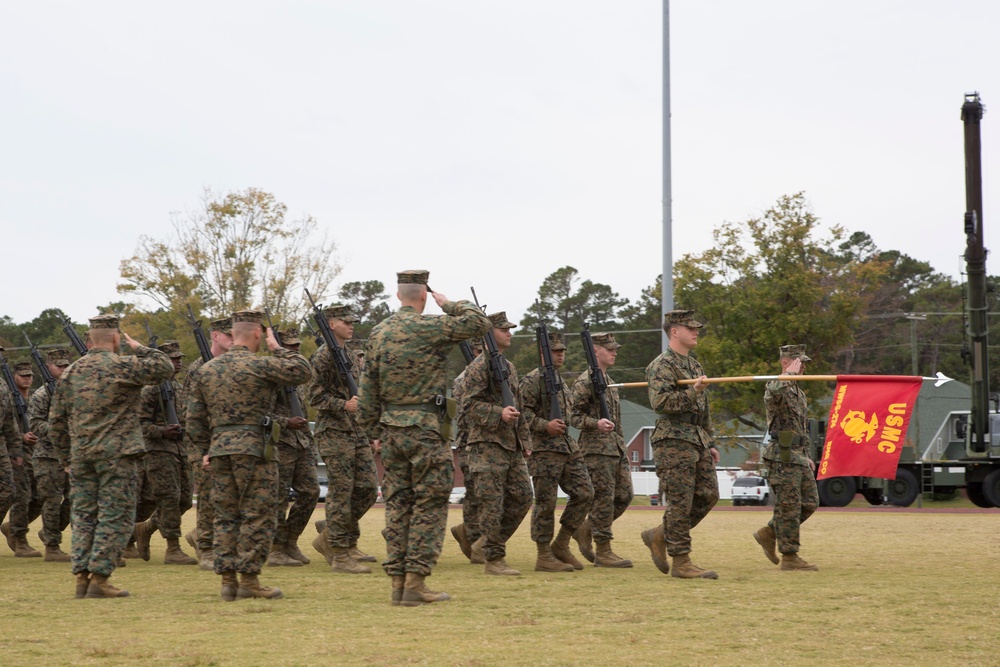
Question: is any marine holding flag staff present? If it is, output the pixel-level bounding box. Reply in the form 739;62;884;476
753;345;820;572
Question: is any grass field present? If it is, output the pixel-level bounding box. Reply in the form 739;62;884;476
1;504;998;666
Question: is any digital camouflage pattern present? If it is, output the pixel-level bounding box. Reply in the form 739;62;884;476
8;456;40;539
22;369;68;546
569;369;633;542
139;381;192;539
520;367;592;543
186;344;312;574
308;345;376;549
360;298;490;577
49;344;173;576
273;384;319;547
181;356;214;554
0;387;20;526
646;348;719;557
763;376;818;554
452;368;480;543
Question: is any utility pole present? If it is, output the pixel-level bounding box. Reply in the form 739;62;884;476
661;0;673;351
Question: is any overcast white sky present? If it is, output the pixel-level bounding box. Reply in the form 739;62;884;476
2;1;998;326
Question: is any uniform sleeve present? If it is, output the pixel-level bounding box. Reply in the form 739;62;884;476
357;344;382;436
568;373;599;432
646;356;702;415
307;347;349;414
47;382;70;468
438;300;492;342
124;346;175;386
185;375;210;457
519;369;550;436
462;357;505;430
28;388;50;441
267;347;313;386
139;385;166;440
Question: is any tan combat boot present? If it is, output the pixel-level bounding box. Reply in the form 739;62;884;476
535;542;575;572
14;536;42;558
185;530;201;559
348;543;376;563
594;541;633;568
551;526;584;570
75;572;91;599
753;525;780;565
451;523;472;560
164;537;198;565
484;557;521;576
0;521;13;552
45;545;72;562
390;575;405;606
312;529;334;566
268;543;304;567
286;537;312;565
133;518;156;562
573;518;595;564
314;519;327;533
670;554;718;580
236;573;283;599
641;525;670;575
469;536;486;565
121;542;141;559
400;572;451;606
199;551;215;571
86;573;130;598
780;553;819;571
220;572;238;602
330;547;372;574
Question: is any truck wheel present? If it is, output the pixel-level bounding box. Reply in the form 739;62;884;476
862;489;883;506
980;469;1000;507
818;477;856;507
885;469;919;507
762;494;770;506
966;483;994;508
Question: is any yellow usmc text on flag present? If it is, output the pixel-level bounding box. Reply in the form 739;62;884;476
818;375;923;480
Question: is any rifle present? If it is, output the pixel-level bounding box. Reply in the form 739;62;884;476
536;320;563;421
264;308;306;419
185;304;213;363
302;317;324;348
470;287;515;408
459;340;478;365
23;332;57;397
580;323;611;420
305;289;359;397
143;322;182;430
58;311;88;357
0;352;31;433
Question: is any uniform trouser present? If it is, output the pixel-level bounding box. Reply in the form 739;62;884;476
468;442;532;561
274;441;320;545
653;440;719;556
381;426;452;577
767;460;819;554
145;450;193;539
0;452;15;530
34;457;71;546
69;456;138;577
192;460;214;554
210;454;279;575
528;451;594;543
583;452;633;543
133;456;156;527
9;458;42;537
456;446;480;541
317;431;378;549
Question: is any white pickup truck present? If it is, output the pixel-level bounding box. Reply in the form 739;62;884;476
731;476;772;506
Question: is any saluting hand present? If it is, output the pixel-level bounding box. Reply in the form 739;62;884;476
122;331;143;350
264;327;281;352
431;292;448;309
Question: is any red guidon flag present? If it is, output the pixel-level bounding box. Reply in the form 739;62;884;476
817;375;923;480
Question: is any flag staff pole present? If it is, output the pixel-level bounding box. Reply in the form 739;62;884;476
611;372;952;389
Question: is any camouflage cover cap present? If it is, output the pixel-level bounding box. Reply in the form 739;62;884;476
488;312;516;329
47;349;72;366
281;328;301;345
323;304;359;323
159;340;185;358
14;361;33;376
209;317;233;334
591;332;621;349
664;309;704;329
397;270;429;286
89;313;119;329
231;310;264;325
547;331;567;351
779;344;812;362
346;339;366;352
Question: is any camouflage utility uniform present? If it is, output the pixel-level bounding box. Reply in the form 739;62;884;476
29;384;71;551
0;385;21;533
138;375;193;542
183;355;215;559
359;295;491;583
271;380;319;562
5;363;42;551
49;338;173;581
450;364;481;554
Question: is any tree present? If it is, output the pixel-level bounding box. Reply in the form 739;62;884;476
118;187;340;323
519;266;628;331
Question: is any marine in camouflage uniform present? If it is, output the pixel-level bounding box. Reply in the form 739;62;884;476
28;349;73;562
461;311;533;576
641;310;720;580
359;270;491;606
134;341;196;565
753;344;820;572
568;333;634;568
0;356;23;547
2;361;43;557
182;317;233;570
307;306;377;574
267;327;320;568
449;339;484;564
49;314;174;598
521;331;593;572
187;310;312;600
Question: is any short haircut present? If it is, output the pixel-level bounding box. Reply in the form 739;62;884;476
398;283;426;301
232;321;261;340
89;328;116;346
